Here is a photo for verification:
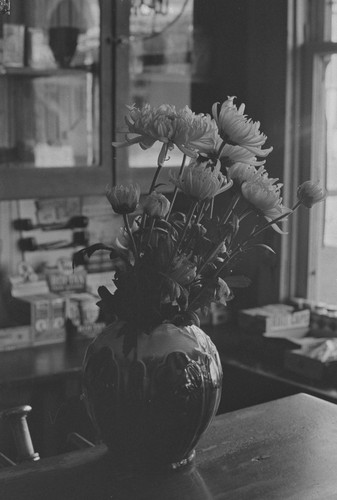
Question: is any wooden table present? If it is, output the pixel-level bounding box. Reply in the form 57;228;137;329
1;393;337;499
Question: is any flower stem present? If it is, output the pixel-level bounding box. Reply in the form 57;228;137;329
165;154;187;220
149;142;169;194
220;192;241;225
291;200;301;211
146;217;155;247
169;200;198;265
123;214;139;263
249;210;293;239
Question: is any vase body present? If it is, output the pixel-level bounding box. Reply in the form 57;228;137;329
82;321;223;470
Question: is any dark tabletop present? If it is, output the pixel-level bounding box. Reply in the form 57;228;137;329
1;393;337;500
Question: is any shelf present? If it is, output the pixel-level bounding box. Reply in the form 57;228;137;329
0;64;99;78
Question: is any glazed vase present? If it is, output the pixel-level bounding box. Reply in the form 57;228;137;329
82;321;223;470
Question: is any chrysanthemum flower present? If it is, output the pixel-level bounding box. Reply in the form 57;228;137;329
212;97;273;157
106;183;140;214
297;181;326;208
174;106;221;157
218;142;267;167
113;103;221;159
169;159;233;201
241;168;290;227
143;191;170;218
227;163;257;185
113;103;178;150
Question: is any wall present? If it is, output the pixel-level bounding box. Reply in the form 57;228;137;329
193;0;289;309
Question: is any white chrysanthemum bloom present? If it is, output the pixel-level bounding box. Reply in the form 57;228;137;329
106;183;140;215
241;168;290;229
217;141;267;167
113;103;178;150
227;163;257;184
212;96;273;157
297;180;326;208
170;159;233;201
174;106;221;157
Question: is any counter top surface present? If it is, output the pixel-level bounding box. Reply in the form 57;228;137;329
1;393;337;499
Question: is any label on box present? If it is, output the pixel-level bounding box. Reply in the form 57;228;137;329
65;292;104;338
13;293;66;345
46;269;87;293
0;326;32;351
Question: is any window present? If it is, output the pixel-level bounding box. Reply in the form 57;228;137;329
290;0;337;305
114;0;194;191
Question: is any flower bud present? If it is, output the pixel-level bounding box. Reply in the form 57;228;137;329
106;183;140;214
143;191;170;218
297;181;326;208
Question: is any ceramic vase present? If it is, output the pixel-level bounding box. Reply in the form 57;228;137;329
82;321;223;470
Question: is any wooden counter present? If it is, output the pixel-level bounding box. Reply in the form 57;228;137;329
1;324;337;403
1;393;337;500
0;339;89;388
1;325;337;460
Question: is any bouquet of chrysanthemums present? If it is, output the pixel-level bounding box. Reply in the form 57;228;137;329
74;96;325;353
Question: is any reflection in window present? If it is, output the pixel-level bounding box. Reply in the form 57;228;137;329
128;0;194;169
0;0;100;168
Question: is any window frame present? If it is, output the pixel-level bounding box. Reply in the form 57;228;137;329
282;0;337;303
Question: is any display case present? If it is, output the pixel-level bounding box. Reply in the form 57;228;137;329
0;0;113;199
0;0;201;199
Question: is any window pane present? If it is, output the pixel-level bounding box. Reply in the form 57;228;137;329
324;196;337;246
0;0;100;168
128;0;194;169
331;0;337;41
325;54;337;190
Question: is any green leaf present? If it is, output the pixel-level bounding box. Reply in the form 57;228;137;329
252;243;276;254
72;243;117;268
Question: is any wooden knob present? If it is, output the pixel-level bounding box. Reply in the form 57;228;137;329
0;405;40;463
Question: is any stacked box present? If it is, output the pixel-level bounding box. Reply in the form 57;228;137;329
64;292;105;339
238;304;310;338
13;293;66;345
0;326;32;351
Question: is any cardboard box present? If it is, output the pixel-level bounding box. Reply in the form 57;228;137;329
238;304;310;337
13;293;66;345
64;292;105;339
0;326;32;351
284;349;337;382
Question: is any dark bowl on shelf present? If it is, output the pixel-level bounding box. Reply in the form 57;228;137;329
49;26;80;68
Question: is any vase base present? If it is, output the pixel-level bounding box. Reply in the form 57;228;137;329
105;448;196;473
170;449;196;470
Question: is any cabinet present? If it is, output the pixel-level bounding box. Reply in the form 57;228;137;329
0;0;113;200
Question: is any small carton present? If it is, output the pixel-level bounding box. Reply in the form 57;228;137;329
0;325;32;351
238;304;310;337
13;293;66;345
64;292;105;339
